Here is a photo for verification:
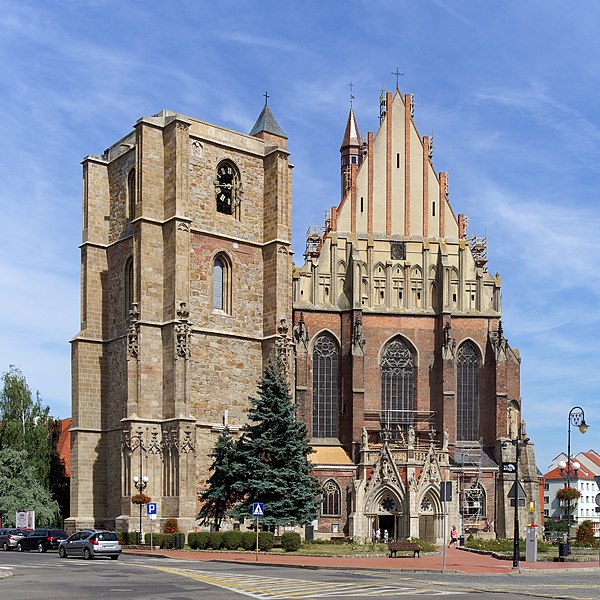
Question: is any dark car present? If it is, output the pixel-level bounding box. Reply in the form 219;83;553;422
0;528;28;551
16;529;68;552
58;529;121;560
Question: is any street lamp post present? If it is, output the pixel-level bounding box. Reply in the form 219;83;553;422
127;433;149;544
507;429;529;569
558;406;589;555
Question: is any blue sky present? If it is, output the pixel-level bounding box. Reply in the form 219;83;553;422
1;1;598;471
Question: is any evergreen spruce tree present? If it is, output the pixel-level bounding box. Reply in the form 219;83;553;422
197;427;241;530
231;356;321;527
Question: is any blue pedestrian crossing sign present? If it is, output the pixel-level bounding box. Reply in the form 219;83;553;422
147;502;157;515
252;502;264;517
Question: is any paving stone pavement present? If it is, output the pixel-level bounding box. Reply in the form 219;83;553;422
124;546;600;575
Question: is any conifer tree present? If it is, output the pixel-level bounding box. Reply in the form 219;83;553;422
197;427;241;530
231;356;321;527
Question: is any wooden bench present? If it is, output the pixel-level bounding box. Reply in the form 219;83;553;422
388;541;420;558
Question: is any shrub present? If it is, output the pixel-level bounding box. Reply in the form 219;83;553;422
280;532;301;552
161;533;175;549
222;530;242;550
151;533;165;548
207;531;223;549
240;531;255;550
575;520;596;547
164;517;179;534
258;531;274;551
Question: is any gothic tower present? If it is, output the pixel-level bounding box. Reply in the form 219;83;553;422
69;103;293;533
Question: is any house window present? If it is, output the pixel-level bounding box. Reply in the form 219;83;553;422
128;169;136;220
456;341;479;441
213;254;231;313
544;496;549;504
312;334;339;438
544;483;549;491
321;479;341;516
381;338;415;425
215;161;242;216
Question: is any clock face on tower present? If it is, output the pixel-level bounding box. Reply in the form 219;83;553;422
215;161;243;215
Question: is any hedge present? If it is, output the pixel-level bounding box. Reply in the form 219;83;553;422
280;532;301;552
207;531;223;549
222;530;242;550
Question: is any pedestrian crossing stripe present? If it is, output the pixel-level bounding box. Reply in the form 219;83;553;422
144;566;463;597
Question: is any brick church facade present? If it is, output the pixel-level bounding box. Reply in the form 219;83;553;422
68;89;539;543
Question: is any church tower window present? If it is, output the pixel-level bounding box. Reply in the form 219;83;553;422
127;169;136;220
215;161;242;216
381;338;415;425
213;254;232;313
312;334;339;438
457;341;479;441
321;479;341;516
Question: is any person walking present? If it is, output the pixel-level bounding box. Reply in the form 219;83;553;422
383;529;389;543
375;528;381;543
448;525;458;548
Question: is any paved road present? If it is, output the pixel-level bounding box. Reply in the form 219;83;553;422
0;551;598;599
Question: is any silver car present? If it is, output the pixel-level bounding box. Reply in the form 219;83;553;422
0;528;28;551
58;529;121;560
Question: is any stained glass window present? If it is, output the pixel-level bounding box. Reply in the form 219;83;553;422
457;341;479;441
322;479;341;516
312;334;339;438
381;339;415;425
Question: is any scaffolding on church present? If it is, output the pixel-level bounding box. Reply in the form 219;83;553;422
455;438;485;532
304;210;331;260
468;235;488;270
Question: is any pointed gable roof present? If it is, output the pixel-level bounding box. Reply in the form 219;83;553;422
340;107;361;149
249;103;287;139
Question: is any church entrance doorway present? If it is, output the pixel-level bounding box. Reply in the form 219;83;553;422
419;514;435;543
378;515;395;540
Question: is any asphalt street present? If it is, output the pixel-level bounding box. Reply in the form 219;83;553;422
0;550;598;599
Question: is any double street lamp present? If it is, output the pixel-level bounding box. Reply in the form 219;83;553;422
127;434;149;544
557;406;589;554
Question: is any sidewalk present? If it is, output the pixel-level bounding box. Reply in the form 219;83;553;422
124;546;600;575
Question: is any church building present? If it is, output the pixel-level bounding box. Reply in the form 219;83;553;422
68;87;539;543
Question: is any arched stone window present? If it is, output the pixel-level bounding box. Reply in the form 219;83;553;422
381;338;415;425
457;341;479;441
124;257;134;317
321;479;341;516
127;169;136;220
215;161;242;216
213;254;232;313
312;334;339;438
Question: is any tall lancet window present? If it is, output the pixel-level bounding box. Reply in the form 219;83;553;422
381;338;415;425
312;334;339;438
457;341;479;441
212;254;231;313
124;257;134;317
127;169;136;220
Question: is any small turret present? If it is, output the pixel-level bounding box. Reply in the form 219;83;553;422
250;93;287;148
340;107;362;199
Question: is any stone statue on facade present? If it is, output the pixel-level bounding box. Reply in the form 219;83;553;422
407;425;415;448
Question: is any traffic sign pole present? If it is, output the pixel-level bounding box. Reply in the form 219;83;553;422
255;515;259;561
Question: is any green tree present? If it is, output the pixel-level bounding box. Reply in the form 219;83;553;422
0;447;61;527
197;427;242;530
231;357;321;527
0;366;69;520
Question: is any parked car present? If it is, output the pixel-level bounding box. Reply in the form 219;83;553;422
58;530;121;560
0;528;28;551
16;529;68;552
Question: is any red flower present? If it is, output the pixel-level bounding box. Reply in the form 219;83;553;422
131;493;151;505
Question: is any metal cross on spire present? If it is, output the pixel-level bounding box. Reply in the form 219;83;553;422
391;67;404;90
348;82;355;107
263;91;270;105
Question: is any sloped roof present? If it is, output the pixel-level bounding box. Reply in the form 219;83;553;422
249;103;287;139
340;107;361;149
544;465;595;480
309;445;353;465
